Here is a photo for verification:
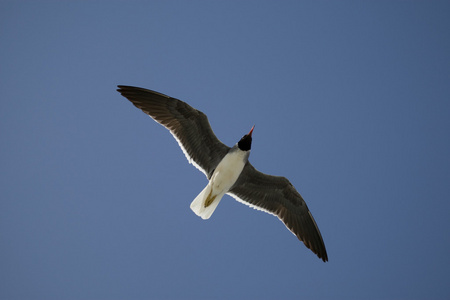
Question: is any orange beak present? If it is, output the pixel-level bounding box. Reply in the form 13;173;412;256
248;125;255;136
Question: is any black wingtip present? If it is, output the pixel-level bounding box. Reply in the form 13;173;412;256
117;85;172;100
305;239;328;262
313;237;328;262
117;85;133;93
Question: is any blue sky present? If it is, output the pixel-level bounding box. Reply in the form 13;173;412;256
1;1;450;299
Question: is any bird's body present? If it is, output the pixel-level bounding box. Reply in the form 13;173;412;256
191;144;250;219
117;85;328;262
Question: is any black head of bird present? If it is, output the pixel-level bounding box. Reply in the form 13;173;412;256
237;125;254;151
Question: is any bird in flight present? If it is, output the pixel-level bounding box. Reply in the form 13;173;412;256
117;85;328;262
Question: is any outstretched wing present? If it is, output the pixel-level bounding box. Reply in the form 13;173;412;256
229;162;328;262
117;85;230;179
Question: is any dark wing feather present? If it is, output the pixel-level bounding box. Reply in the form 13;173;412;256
117;85;230;179
229;162;328;262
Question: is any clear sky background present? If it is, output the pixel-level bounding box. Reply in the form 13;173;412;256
1;1;450;299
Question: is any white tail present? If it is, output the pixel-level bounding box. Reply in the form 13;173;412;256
190;184;224;219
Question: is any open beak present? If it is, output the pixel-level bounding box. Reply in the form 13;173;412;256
248;125;255;136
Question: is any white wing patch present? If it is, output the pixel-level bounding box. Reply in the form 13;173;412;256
147;116;209;177
227;192;277;217
169;131;208;177
227;192;299;239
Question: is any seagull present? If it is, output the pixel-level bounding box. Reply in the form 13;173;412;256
117;85;328;262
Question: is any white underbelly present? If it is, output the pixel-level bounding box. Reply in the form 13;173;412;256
210;150;247;193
